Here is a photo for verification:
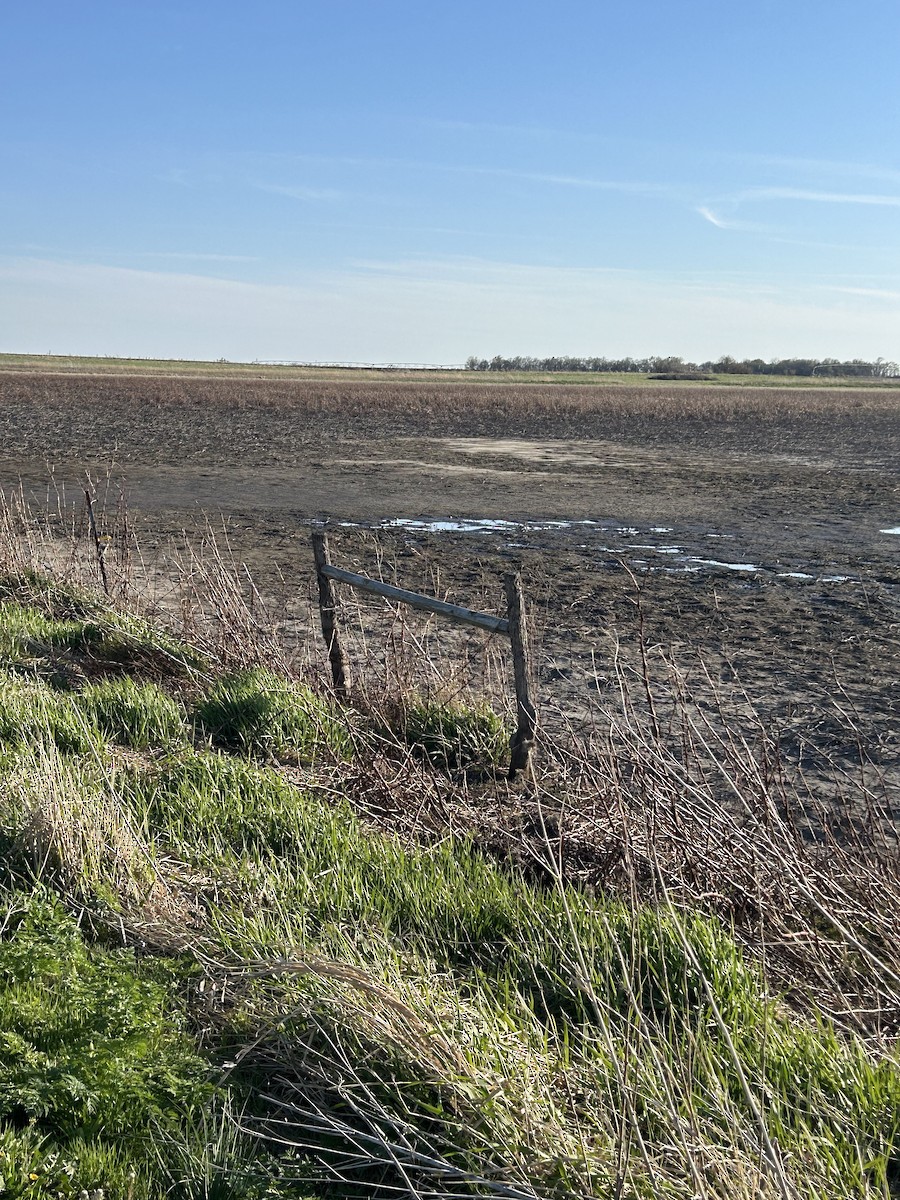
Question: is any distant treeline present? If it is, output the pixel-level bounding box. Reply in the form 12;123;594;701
465;354;900;378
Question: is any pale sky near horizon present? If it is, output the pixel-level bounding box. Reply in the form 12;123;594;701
2;0;899;365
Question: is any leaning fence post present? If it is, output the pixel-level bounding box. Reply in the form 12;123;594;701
311;531;350;699
84;486;110;597
504;572;536;780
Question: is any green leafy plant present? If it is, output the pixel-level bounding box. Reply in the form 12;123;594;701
0;892;209;1132
0;890;212;1197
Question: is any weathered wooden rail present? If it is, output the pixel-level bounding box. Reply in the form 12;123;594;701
311;531;536;779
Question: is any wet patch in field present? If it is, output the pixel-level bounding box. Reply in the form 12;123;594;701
382;517;601;534
685;558;761;573
362;516;864;585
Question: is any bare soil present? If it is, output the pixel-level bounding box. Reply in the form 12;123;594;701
2;368;898;802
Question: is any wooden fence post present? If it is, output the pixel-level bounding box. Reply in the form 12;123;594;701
311;531;350;699
504;572;536;780
84;487;110;597
310;540;538;777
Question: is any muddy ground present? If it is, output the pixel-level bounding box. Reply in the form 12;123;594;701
2;370;898;809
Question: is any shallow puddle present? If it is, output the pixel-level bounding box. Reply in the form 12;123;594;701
336;515;868;589
382;516;599;534
384;517;519;533
685;558;760;573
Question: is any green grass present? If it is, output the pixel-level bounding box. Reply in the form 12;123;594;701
0;572;102;623
194;667;351;762
0;675;102;756
400;695;508;771
0;599;93;666
0;671;186;759
0;577;204;700
0;580;898;1198
79;676;189;749
99;749;900;1196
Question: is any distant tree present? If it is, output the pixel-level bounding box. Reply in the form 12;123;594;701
714;355;739;373
464;353;899;378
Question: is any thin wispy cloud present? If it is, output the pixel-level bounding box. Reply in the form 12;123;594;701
695;214;891;256
724;151;900;187
281;133;900;202
158;167;193;188
697;206;730;229
284;220;500;238
252;182;344;202
193;147;900;216
242;150;676;198
727;186;900;208
12;244;259;265
420;116;600;143
133;251;260;262
696;183;900;247
464;165;678;196
826;284;900;302
748;233;890;255
3;254;899;363
696;206;772;233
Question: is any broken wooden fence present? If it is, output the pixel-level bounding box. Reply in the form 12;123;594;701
311;531;536;779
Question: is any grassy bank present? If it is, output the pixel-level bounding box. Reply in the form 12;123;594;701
0;548;898;1197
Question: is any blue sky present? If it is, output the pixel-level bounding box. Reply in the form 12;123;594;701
2;0;899;364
